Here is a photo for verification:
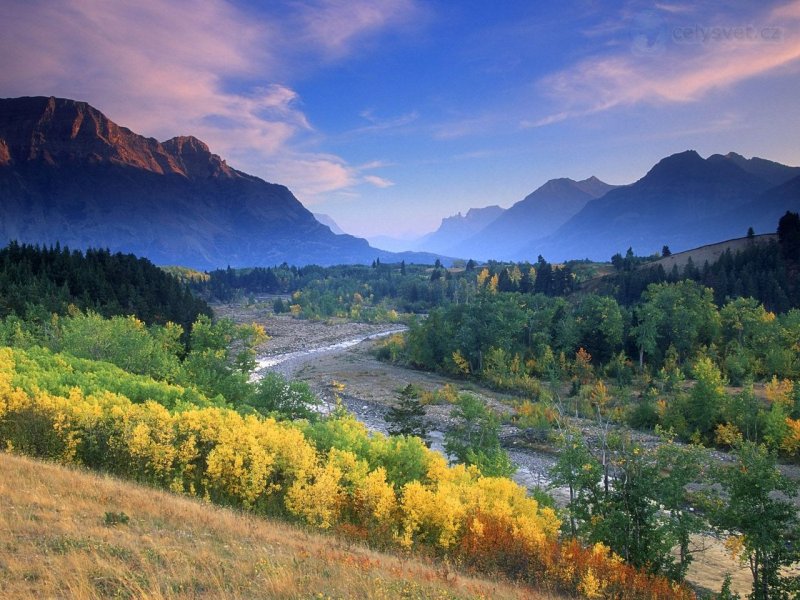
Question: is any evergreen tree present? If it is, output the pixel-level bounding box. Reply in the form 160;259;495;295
385;384;430;445
778;211;800;260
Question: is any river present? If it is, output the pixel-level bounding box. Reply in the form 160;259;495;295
252;324;565;502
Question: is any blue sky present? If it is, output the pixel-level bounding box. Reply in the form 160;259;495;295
2;0;799;239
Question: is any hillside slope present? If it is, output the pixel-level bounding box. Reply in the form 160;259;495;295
0;452;559;600
643;233;778;273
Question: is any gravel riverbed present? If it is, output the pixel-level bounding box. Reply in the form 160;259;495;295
243;313;567;501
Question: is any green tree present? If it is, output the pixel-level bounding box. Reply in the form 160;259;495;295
58;310;183;382
247;372;320;421
713;442;800;599
638;281;720;364
444;393;515;477
685;355;728;443
385;384;430;446
777;211;800;260
592;442;674;574
573;294;624;364
632;301;661;370
653;440;706;580
554;428;707;579
549;429;602;537
592;440;706;578
181;315;266;405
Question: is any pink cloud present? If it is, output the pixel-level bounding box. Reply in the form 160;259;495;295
296;0;422;58
363;174;395;188
0;0;415;202
529;0;800;125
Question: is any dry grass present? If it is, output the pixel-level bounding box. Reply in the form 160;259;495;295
643;233;777;273
683;534;753;596
0;452;563;600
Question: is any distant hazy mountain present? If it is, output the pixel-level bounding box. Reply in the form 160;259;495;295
0;96;442;268
313;213;346;235
526;150;797;261
365;234;419;253
414;205;505;255
447;177;617;260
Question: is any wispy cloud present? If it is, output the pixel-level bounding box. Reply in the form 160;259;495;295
527;0;800;127
0;0;416;201
351;109;420;134
363;174;395;188
654;3;697;16
431;114;506;140
294;0;421;59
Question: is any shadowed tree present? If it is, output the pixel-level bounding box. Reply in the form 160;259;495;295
386;384;430;446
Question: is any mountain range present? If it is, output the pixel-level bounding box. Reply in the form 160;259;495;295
413;205;506;256
447;176;617;260
2;96;798;268
405;152;799;262
527;151;800;261
0;96;440;269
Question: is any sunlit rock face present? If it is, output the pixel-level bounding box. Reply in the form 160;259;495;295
0;96;435;268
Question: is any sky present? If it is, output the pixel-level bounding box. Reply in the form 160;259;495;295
1;0;799;240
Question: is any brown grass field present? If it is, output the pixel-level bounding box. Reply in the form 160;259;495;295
643;233;777;273
0;452;565;600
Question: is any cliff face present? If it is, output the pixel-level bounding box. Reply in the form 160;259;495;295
0;96;408;268
0;96;238;179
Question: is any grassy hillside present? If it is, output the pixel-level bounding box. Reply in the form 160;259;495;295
643;233;777;273
0;452;562;600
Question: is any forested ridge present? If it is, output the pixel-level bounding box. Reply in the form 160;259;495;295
602;236;799;310
0;242;211;333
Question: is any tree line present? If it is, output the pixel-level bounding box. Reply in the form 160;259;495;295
0;242;211;335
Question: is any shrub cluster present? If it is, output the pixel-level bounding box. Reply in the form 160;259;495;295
0;345;694;599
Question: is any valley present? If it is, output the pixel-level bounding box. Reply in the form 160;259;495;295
240;307;785;597
3;2;800;598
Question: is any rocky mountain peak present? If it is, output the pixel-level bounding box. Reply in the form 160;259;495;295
0;95;440;269
0;96;238;180
162;135;236;180
0;96;185;174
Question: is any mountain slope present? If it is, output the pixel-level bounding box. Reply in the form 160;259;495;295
707;152;800;187
450;176;617;260
731;174;800;232
0;96;439;268
414;205;505;254
527;150;786;261
313;212;346;235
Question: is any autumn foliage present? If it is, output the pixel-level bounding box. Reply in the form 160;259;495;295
0;346;694;599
